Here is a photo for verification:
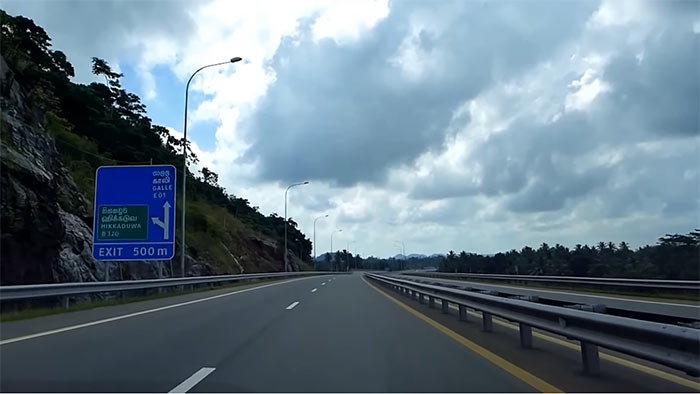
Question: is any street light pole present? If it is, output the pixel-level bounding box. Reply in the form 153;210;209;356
284;181;309;272
347;240;355;271
181;57;242;278
394;240;406;270
313;214;329;270
331;229;342;270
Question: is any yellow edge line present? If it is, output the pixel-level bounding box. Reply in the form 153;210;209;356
363;277;563;393
449;305;700;391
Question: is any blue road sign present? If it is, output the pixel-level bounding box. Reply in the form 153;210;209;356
93;165;176;261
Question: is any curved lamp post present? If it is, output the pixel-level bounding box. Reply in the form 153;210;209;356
181;57;242;277
313;214;329;269
394;240;406;270
284;181;309;272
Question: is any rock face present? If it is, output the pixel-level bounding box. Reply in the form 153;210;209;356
0;55;98;285
54;208;101;283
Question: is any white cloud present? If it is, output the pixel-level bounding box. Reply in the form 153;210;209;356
565;68;610;112
311;0;389;44
587;0;651;28
389;26;443;81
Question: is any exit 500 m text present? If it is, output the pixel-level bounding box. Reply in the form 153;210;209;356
97;246;170;258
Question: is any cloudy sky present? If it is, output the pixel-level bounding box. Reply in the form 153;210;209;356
5;0;699;257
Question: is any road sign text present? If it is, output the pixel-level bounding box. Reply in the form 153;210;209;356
93;165;176;261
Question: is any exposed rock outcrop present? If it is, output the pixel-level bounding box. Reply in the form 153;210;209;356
0;55;95;285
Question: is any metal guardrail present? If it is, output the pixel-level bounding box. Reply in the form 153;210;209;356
405;271;700;290
366;273;700;377
0;272;340;302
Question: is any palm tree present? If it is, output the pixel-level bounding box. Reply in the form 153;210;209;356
597;241;607;252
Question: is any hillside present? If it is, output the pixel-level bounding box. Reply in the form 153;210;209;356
0;11;312;285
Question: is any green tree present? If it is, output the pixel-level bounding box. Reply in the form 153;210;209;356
200;167;219;186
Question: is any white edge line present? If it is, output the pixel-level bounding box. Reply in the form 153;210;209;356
286;301;300;310
168;367;215;393
0;277;313;346
311;288;318;293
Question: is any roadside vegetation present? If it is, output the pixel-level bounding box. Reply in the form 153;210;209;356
439;231;700;280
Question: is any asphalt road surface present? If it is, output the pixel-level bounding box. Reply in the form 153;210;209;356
0;273;535;393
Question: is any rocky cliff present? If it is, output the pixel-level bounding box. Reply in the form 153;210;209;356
0;55;104;285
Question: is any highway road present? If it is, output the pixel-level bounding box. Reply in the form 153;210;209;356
395;273;700;323
0;274;534;392
0;273;697;393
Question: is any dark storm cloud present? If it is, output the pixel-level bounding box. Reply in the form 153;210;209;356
596;24;700;138
403;197;481;226
241;0;598;186
291;190;337;213
410;6;699;218
410;113;599;202
600;146;700;218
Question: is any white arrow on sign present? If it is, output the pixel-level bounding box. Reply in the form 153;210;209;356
151;201;171;240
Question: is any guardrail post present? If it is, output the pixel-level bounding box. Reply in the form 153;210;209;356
62;297;70;309
519;323;532;348
441;299;449;314
482;312;493;332
412;290;418;301
581;341;600;375
428;296;435;308
419;294;426;304
459;305;467;321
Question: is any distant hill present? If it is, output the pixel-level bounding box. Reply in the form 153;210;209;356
314;252;337;261
392;253;435;260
